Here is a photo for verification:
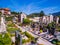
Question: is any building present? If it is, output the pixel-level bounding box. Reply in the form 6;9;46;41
0;8;11;15
39;15;59;24
59;18;60;24
53;16;59;24
56;17;59;24
13;17;18;23
18;12;27;23
39;15;53;24
29;15;52;24
29;17;40;22
49;15;53;23
0;16;6;33
29;15;59;24
42;16;47;24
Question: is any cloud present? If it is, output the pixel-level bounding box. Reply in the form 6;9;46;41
19;0;48;14
2;0;59;15
33;0;48;4
41;6;60;14
2;0;48;14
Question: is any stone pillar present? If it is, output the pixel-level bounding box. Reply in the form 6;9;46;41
15;31;22;45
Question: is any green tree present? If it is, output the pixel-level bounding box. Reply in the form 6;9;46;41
0;12;2;15
7;27;19;33
11;11;19;15
59;16;60;23
39;11;45;17
5;16;13;21
0;33;12;45
23;19;32;24
48;22;55;27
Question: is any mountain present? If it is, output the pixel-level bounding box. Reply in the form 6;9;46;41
27;13;40;18
27;11;45;18
52;12;60;16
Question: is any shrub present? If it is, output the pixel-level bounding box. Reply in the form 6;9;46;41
0;33;12;45
5;16;13;21
25;31;34;40
22;38;31;44
7;27;19;33
23;18;32;24
7;23;15;27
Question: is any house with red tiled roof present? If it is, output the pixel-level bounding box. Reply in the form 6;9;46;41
0;8;11;15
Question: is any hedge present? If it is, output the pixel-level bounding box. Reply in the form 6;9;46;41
25;31;34;40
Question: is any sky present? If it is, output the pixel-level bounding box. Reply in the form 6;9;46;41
0;0;60;15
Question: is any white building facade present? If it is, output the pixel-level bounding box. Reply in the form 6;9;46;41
20;13;27;23
0;8;11;15
29;17;40;22
49;15;53;23
29;15;59;24
40;15;53;24
56;17;59;24
18;12;27;23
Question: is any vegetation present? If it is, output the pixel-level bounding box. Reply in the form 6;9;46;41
7;23;15;27
39;11;45;17
40;30;43;33
11;11;19;15
7;21;19;33
51;39;60;45
7;27;19;33
25;31;34;40
6;22;19;37
59;16;60;23
5;16;13;21
0;12;2;15
52;12;60;16
27;11;45;18
47;22;55;28
56;26;60;31
0;33;12;45
22;38;31;44
57;41;60;45
23;18;32;24
47;22;60;31
27;13;40;18
22;31;37;44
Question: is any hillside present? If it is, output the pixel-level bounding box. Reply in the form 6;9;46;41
27;11;45;18
52;12;60;16
27;13;40;18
